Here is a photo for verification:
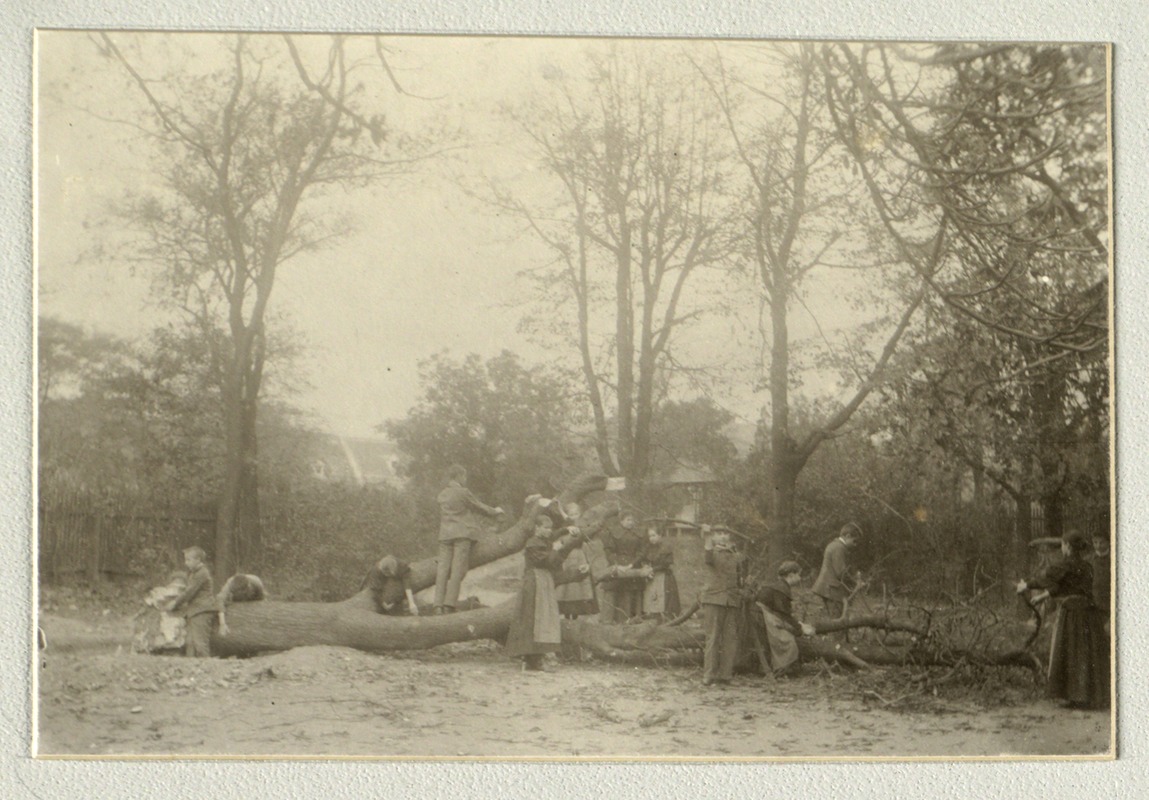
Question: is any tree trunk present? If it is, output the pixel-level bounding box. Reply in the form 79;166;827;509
215;395;262;578
615;224;635;480
214;598;516;656
766;221;797;568
211;597;1038;674
215;326;266;578
212;474;612;655
768;457;798;569
202;471;1038;672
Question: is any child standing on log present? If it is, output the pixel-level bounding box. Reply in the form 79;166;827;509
505;509;589;672
700;526;747;686
166;546;216;658
435;464;504;615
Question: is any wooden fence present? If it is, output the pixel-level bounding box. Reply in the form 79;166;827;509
38;504;216;582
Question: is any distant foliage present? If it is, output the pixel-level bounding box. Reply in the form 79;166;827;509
259;483;422;601
385;350;592;523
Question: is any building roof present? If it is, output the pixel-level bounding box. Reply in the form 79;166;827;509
309;434;403;487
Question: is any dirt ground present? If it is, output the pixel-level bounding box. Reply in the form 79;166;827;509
35;611;1112;759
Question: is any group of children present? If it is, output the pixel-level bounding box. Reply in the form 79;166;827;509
501;507;822;682
695;525;818;686
146;465;1112;712
557;506;683;623
504;499;685;672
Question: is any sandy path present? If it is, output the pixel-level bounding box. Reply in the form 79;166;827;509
35;616;1111;759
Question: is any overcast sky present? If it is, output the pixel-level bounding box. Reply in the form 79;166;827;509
36;32;879;438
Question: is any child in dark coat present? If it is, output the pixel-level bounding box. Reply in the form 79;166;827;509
755;560;817;676
505;508;589;672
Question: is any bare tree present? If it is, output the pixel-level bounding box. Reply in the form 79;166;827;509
699;43;927;563
100;33;433;577
817;43;1107;355
492;44;738;483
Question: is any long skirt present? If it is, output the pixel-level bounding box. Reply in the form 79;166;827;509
1047;596;1109;709
642;570;681;617
759;606;800;674
555;549;598;616
505;568;562;658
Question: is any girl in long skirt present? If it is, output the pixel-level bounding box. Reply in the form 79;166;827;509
505;510;588;671
1017;531;1110;709
554;502;599;619
639;525;681;619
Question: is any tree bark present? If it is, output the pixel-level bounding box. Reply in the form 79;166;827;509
215;328;265;579
214;598;517;657
203;470;1038;672
216;474;613;650
211;599;1040;673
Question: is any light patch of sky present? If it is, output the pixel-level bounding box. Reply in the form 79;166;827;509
36;32;893;438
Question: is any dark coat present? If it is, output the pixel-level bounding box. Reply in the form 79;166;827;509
505;534;581;658
600;524;645;567
1027;555;1109;709
170;564;215;619
1091;551;1111;614
437;480;499;542
700;548;746;607
360;557;412;614
812;538;854;602
756;578;802;636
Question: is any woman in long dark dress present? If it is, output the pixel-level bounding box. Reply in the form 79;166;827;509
505;511;588;671
1017;531;1110;709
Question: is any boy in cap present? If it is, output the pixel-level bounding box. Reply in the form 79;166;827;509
700;525;747;685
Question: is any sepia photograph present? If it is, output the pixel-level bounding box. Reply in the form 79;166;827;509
33;31;1112;759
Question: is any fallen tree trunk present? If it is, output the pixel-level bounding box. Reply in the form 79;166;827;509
214;598;517;657
208;480;1042;673
214;474;614;653
340;474;613;612
811;615;926;637
213;595;1041;674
